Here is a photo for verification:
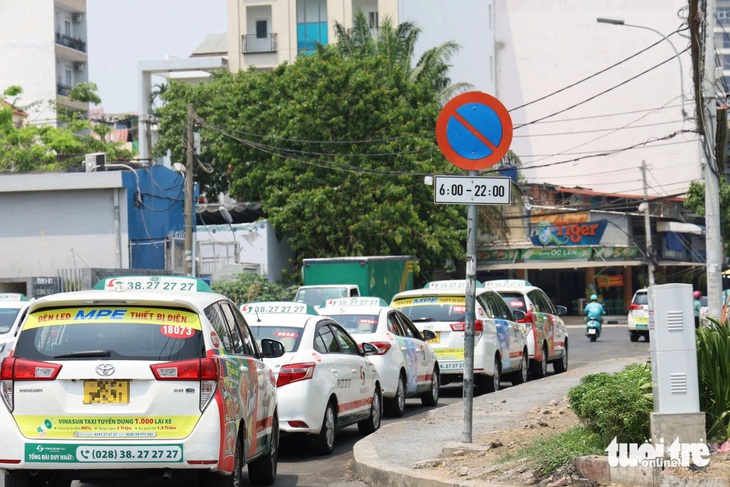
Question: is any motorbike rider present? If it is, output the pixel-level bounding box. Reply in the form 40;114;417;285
584;294;605;324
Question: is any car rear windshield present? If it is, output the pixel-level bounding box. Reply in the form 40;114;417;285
0;308;21;334
392;297;466;323
13;306;204;361
327;314;379;334
495;292;528;313
295;288;349;307
633;293;648;306
250;325;304;352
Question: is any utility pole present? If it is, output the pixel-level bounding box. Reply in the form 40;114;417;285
641;161;655;287
184;103;195;277
703;0;723;321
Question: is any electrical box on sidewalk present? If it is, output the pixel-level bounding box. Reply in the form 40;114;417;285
649;283;699;414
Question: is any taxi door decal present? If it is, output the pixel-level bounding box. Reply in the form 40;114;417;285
495;319;511;371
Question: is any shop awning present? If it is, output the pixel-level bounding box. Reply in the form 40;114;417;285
656;221;704;235
478;260;704;271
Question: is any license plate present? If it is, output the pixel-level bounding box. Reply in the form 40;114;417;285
588;328;597;335
440;362;464;370
84;380;130;404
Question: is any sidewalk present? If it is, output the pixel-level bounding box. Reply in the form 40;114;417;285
352;356;644;487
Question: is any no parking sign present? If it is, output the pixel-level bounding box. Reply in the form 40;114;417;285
435;91;513;171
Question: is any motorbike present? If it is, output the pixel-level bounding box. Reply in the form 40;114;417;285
585;317;602;342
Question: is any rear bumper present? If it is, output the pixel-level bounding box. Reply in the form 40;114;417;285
0;406;223;472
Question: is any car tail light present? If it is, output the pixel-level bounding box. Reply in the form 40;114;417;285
367;341;392;355
629;303;642;311
518;311;536;330
277;362;315;387
450;320;484;333
150;358;218;411
1;357;63;412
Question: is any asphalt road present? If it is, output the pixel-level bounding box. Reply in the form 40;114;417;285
1;323;650;487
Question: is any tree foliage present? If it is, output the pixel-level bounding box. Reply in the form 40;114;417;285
0;84;133;172
685;179;730;251
154;45;467;279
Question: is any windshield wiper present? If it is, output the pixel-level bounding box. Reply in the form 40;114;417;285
54;350;112;358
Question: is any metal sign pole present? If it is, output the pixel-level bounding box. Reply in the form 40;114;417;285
463;170;478;443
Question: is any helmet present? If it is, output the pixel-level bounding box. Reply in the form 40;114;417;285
694;291;702;299
590;294;598;301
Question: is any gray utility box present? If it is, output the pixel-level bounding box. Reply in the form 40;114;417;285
649;283;699;414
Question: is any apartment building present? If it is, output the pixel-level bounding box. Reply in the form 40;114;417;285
0;0;89;126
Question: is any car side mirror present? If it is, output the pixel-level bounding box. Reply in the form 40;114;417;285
421;329;437;341
260;338;286;358
556;305;568;316
361;342;378;356
512;310;526;322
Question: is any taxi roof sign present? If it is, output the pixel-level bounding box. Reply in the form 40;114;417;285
424;280;485;289
93;276;213;293
484;279;533;288
240;302;319;316
319;297;388;308
0;293;29;301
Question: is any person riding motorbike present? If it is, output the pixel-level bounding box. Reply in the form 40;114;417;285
584;294;605;324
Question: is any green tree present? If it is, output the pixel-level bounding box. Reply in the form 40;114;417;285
154;46;467;279
333;11;473;102
0;84;133;172
684;179;730;252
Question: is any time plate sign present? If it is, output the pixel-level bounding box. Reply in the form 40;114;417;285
433;175;511;205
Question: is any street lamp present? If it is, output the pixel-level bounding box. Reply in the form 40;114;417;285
596;16;688;120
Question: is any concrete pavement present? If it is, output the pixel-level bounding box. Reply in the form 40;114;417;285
351;315;730;487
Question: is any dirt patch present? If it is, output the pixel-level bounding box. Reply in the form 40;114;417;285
416;398;730;486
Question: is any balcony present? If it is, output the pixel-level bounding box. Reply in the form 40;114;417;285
243;33;277;53
56;83;72;96
55;32;86;53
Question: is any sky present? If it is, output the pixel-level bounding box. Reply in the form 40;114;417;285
87;0;227;114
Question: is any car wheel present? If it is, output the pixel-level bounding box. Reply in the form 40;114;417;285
248;411;279;486
553;340;568;373
385;374;406;417
477;356;501;394
204;432;243;487
530;344;548;378
358;386;382;435
421;367;440;407
312;401;337;455
511;350;528;385
629;331;639;342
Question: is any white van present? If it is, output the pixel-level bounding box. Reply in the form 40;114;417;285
391;281;528;393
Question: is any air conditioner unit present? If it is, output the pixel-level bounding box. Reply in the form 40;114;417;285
73;62;85;72
72;13;84;22
84;152;106;172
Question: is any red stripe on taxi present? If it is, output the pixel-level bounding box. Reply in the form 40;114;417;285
338;396;372;414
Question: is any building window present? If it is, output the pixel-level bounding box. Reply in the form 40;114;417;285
297;0;327;55
64;19;71;36
718;7;730;25
256;19;267;39
368;11;379;29
65;68;72;87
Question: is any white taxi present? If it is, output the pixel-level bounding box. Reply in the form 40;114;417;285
0;293;32;362
0;276;285;487
391;281;528;394
318;297;439;417
242;301;382;456
484;280;569;378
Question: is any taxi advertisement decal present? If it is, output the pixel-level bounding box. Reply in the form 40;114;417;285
23;308;202;331
24;443;183;463
391;297;465;307
433;348;465;360
15;415;198;439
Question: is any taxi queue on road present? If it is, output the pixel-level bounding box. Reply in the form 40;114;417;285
0;276;568;487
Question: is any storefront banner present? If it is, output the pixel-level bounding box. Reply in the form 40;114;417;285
593;246;641;260
477;249;520;262
530;211;590;224
521;247;592;261
596;274;624;288
530;220;608;247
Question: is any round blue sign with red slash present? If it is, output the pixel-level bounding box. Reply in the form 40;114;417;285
436;91;513;171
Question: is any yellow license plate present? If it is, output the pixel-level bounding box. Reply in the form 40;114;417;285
84;380;130;404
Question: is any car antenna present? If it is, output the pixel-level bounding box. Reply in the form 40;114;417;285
254;309;261;322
